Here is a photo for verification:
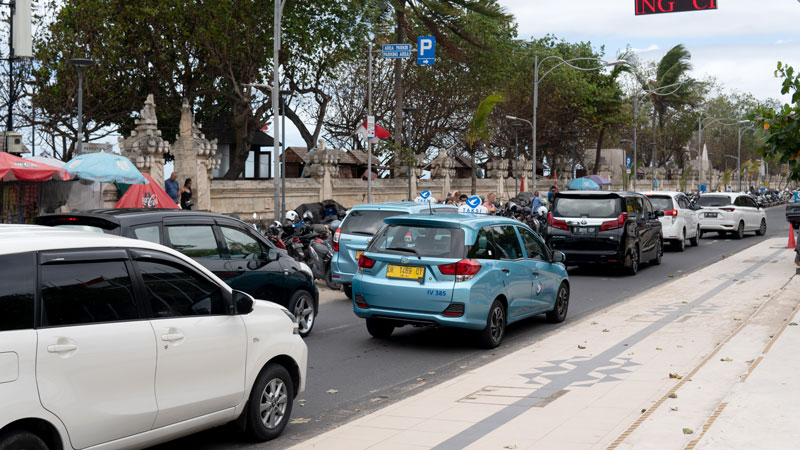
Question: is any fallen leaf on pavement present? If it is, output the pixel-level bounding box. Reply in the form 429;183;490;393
733;318;742;321
670;407;679;412
746;359;755;364
504;445;518;449
602;329;610;332
669;373;683;379
681;301;688;304
789;322;798;326
656;347;663;351
326;389;339;394
668;275;674;278
578;345;586;349
591;321;598;325
669;393;678;399
290;418;311;424
683;428;694;435
720;357;733;362
641;408;646;413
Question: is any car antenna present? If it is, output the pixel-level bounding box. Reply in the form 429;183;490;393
428;200;433;215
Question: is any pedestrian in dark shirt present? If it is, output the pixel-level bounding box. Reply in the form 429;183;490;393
180;178;193;210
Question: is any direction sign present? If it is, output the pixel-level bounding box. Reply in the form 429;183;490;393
417;36;435;66
382;44;411;58
626;156;632;169
367;115;375;139
635;0;716;15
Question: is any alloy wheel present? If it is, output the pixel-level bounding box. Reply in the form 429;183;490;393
490;305;505;343
293;294;314;335
259;378;288;430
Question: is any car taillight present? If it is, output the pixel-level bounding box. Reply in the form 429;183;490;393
663;209;677;216
332;228;340;251
600;213;628;231
438;259;482;281
720;207;735;212
548;212;568;230
57;217;79;222
357;254;376;269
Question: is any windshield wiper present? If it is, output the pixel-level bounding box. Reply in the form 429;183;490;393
387;246;422;259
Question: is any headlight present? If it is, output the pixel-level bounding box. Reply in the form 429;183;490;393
298;262;314;280
281;308;297;323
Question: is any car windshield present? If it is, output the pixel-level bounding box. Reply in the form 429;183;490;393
369;224;466;258
648;196;674;211
553;197;620;218
698;196;731;207
340;210;407;236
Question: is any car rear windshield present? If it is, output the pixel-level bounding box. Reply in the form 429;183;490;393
52;224;110;234
340;210;407;236
553;197;621;218
647;196;674;211
698;196;731;207
368;224;466;258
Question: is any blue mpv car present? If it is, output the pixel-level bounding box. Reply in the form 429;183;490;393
332;202;457;299
352;214;569;348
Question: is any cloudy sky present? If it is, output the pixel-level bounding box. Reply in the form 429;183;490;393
499;0;800;101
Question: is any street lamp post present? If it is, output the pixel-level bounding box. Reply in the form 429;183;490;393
402;106;416;201
68;58;95;155
697;117;748;192
736;121;754;192
272;0;287;221
512;123;524;196
506;115;533;192
532;56;626;192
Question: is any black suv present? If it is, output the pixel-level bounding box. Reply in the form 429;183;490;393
546;191;664;275
36;209;319;336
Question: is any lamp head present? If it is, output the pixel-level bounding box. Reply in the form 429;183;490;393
605;59;629;67
68;58;95;68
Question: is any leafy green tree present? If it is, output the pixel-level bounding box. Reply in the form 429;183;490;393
465;93;504;194
752;62;800;181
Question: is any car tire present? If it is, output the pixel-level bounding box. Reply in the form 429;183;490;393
734;221;745;240
650;238;663;265
546;282;570;324
343;283;353;300
324;266;340;290
624;245;639;276
288;290;316;338
756;219;767;236
366;318;395;339
792;222;799;230
0;430;49;450
674;229;685;252
476;299;506;349
245;363;294;442
689;226;700;246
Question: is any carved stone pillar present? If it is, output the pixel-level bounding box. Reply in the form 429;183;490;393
303;140;340;201
118;94;171;186
171;99;221;211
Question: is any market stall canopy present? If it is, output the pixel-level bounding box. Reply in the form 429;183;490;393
0;152;71;181
64;151;145;184
25;155;66;168
567;177;601;190
114;174;179;209
585;174;612;186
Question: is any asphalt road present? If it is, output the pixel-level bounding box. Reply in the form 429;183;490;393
157;206;789;450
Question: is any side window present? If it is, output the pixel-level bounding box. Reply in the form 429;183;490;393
467;227;497;260
519;228;547;260
0;253;36;331
40;261;139;327
220;227;264;259
643;198;654;216
491;226;524;260
626;198;643;216
133;225;161;244
746;197;758;208
166;225;221;258
677;197;688;209
136;260;225;318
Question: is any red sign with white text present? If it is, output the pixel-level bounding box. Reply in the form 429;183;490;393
635;0;717;15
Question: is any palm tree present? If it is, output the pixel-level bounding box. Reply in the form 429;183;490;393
641;44;697;168
465;93;504;194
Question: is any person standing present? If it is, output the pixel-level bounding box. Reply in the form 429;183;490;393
531;190;543;211
180;178;193;210
486;193;497;214
547;186;558;204
164;172;180;205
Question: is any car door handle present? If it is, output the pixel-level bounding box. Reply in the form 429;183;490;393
47;344;77;353
502;268;510;273
161;333;185;342
532;271;540;276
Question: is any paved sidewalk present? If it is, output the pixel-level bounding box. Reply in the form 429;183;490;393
289;238;798;450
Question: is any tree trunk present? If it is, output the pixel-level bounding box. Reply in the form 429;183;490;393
224;101;254;179
592;125;606;174
393;4;406;172
470;143;477;195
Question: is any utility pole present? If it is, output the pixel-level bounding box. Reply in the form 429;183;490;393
367;41;373;202
272;0;286;221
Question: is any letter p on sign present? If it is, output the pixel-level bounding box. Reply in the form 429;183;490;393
417;36;435;66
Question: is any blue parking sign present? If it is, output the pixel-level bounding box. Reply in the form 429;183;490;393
626;156;632;169
417;36;435;66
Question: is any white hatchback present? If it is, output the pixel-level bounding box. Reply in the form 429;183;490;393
0;226;307;450
641;191;701;251
697;193;768;239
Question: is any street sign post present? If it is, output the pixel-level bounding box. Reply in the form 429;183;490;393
417;36;435;66
382;44;411;58
367;115;375;139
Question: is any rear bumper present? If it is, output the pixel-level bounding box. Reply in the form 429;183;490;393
331;256;355;284
556;249;624;265
660;220;685;240
353;305;486;330
786;212;800;223
699;220;737;231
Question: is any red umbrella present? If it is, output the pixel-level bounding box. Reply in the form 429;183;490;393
0;152;71;181
114;174;179;209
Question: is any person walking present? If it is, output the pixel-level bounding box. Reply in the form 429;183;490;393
164;172;180;205
180;178;193;210
547;186;558;204
531;191;543;210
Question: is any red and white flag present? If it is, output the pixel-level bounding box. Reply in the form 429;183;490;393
356;120;392;144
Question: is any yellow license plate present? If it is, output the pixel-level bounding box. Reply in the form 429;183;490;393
356;250;364;260
386;265;425;281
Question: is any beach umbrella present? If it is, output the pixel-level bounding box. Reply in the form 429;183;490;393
64;152;145;184
25;155;66;168
115;174;179;209
0;152;71;181
567;177;601;190
585;174;612;186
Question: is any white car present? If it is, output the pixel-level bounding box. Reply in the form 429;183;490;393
0;225;307;450
642;191;700;251
697;192;768;239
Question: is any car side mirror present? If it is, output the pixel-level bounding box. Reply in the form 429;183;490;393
551;251;565;264
655;210;665;218
233;290;255;315
267;248;279;261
